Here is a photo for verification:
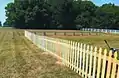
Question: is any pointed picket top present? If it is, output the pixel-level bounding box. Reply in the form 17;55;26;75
83;44;86;53
99;48;102;54
77;42;80;48
109;50;113;57
83;44;86;48
70;40;72;45
68;40;70;44
72;41;75;49
87;45;90;51
94;47;98;53
72;41;75;46
104;49;108;56
114;52;118;60
90;46;93;51
80;43;83;48
75;42;77;49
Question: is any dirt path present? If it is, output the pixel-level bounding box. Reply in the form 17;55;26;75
0;30;81;78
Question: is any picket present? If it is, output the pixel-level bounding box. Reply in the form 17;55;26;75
106;51;112;78
76;43;80;73
85;45;89;78
101;49;107;78
74;42;78;72
82;44;86;77
89;46;93;77
117;64;119;78
69;41;72;68
67;40;70;67
71;41;75;70
79;43;83;75
25;30;119;78
111;52;117;78
92;47;97;78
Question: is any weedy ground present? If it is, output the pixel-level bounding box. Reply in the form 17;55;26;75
0;29;80;78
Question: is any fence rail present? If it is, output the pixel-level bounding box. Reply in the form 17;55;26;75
30;31;101;36
25;30;119;78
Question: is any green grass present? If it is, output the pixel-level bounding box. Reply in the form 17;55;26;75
0;29;81;78
55;35;119;49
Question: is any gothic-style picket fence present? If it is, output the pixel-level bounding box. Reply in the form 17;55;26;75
25;30;119;78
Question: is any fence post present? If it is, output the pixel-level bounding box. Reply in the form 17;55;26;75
64;32;66;36
73;32;75;36
54;32;56;35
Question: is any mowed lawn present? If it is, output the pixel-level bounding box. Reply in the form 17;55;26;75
0;29;80;78
31;30;119;49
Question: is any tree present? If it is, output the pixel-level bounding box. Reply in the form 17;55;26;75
4;0;119;29
75;1;97;28
95;3;119;29
0;21;2;26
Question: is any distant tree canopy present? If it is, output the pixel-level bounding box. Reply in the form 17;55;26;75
0;21;2;26
5;0;119;29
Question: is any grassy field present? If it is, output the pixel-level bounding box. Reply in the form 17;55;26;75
0;29;80;78
31;30;119;49
52;35;119;49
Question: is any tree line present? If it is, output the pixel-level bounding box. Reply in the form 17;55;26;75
4;0;119;29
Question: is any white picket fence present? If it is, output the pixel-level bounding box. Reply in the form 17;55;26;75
25;30;119;78
82;28;119;34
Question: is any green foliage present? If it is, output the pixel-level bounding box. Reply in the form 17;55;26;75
4;0;119;29
0;21;2;26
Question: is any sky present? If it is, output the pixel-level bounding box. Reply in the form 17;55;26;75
0;0;119;25
92;0;119;6
0;0;13;25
